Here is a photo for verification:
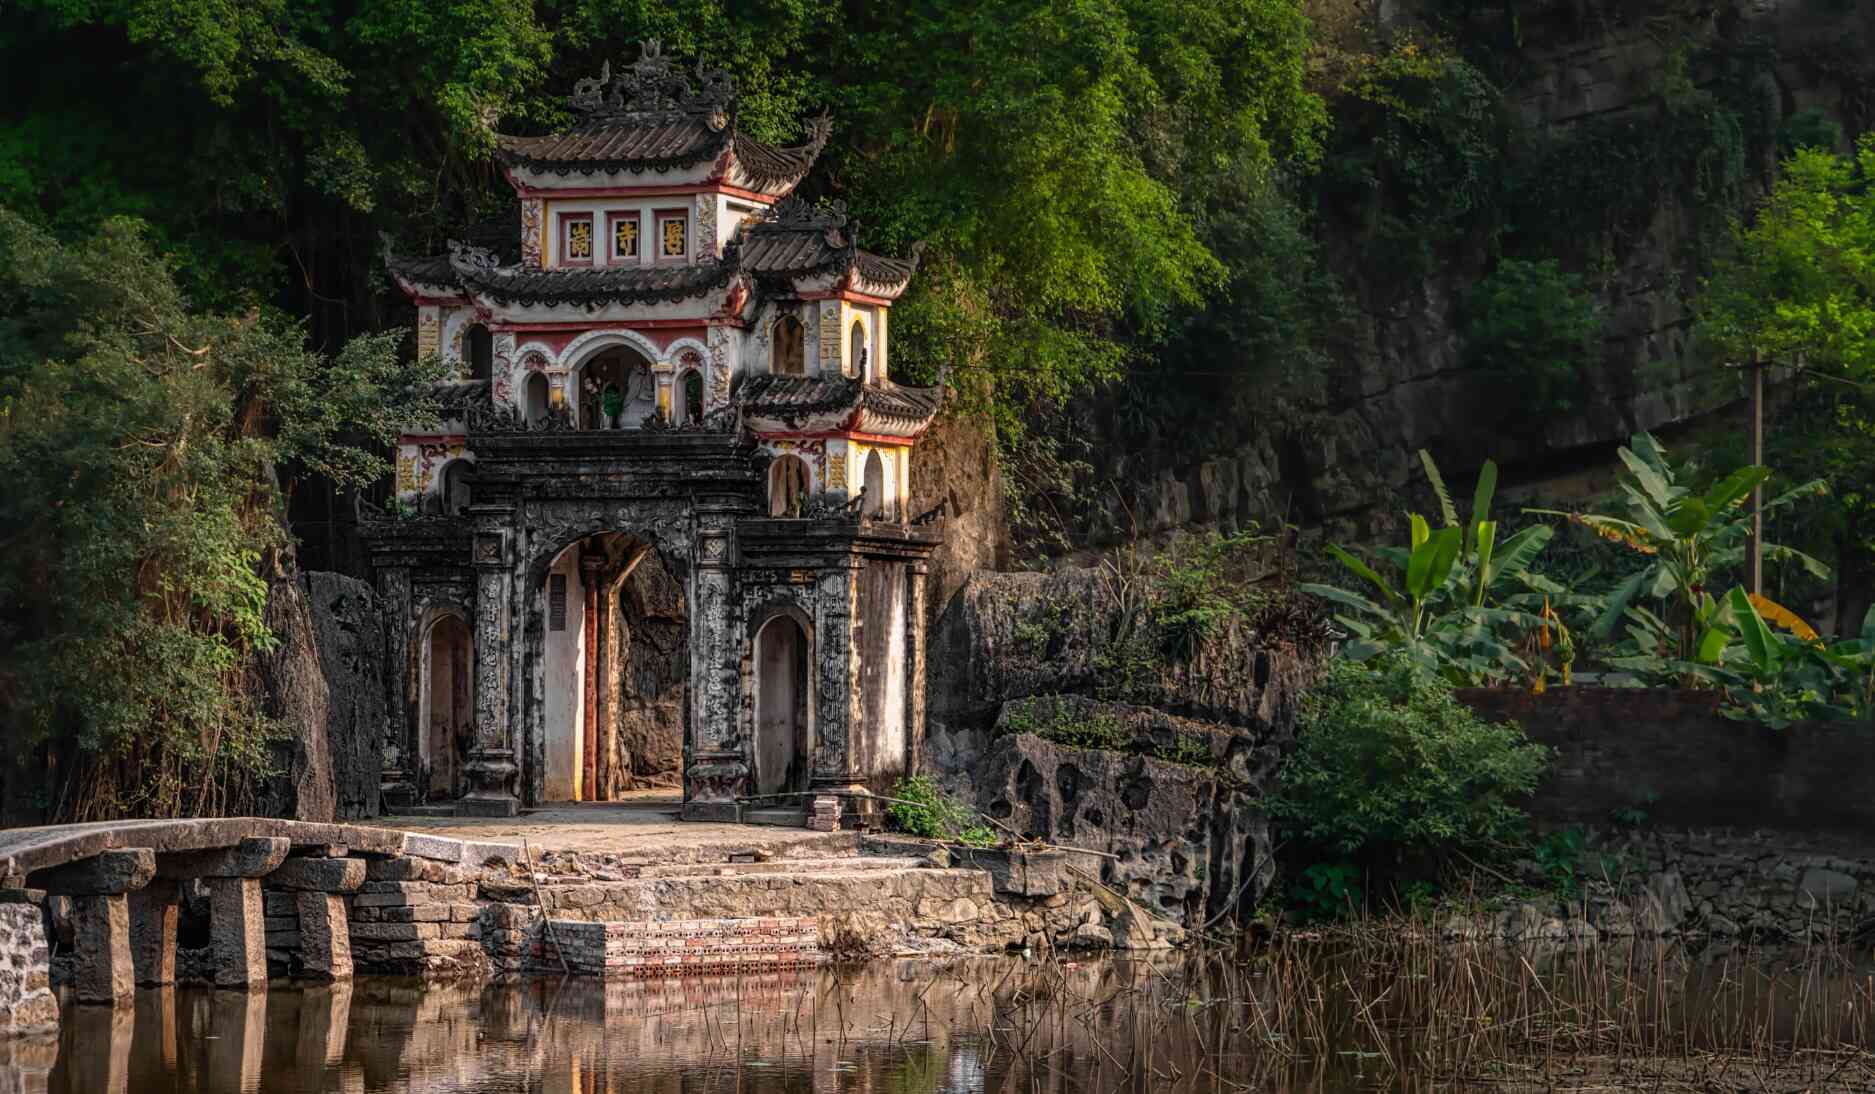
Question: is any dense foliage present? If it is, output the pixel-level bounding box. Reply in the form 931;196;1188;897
0;209;442;819
1274;655;1548;868
0;0;1325;445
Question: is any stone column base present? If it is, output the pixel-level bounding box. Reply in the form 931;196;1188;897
459;747;520;817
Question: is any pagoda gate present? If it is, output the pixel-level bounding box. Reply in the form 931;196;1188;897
370;42;942;822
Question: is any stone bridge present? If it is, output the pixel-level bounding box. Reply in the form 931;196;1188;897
0;818;520;1025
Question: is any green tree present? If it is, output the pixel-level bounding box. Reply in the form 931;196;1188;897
1463;258;1602;419
1701;137;1875;377
0;208;442;820
1700;137;1875;633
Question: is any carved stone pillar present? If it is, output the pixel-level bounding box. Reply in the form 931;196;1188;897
682;512;745;821
461;505;519;816
375;565;417;809
811;560;863;797
580;553;605;802
906;561;929;777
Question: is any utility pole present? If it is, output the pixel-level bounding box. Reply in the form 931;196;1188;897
1748;348;1764;598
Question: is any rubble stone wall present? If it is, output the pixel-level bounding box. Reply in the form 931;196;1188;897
1454;687;1875;941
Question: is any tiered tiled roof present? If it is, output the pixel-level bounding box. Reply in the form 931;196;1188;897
737;373;942;437
384;44;919;310
493;42;828;185
388;198;920;309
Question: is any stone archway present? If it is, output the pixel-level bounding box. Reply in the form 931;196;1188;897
752;612;812;800
418;612;472;801
534;531;689;801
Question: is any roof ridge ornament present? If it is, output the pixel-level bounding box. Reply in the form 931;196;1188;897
762;197;850;231
568;40;736;124
447;239;503;273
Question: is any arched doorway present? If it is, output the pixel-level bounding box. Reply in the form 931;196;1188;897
769;455;810;517
538;534;688;801
862;449;887;519
753;614;811;799
420;614;472;801
466;325;493;381
524;372;549;426
438;459;472;516
771;315;805;375
576;349;656;430
679;369;704;425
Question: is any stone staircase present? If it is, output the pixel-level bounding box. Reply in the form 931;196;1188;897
491;852;1023;976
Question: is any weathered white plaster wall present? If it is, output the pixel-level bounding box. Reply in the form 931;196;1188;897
543;548;588;801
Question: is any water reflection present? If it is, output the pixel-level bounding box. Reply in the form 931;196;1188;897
17;960;1289;1094
7;947;1873;1094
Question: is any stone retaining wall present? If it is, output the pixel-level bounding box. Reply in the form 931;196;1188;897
546;918;823;977
1458;687;1875;835
1451;688;1875;942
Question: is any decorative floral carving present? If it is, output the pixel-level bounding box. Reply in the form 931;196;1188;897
520;199;544;268
492;332;516;407
694;193;717;264
416;309;441;359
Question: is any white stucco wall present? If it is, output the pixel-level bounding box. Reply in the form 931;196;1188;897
542;549;588;801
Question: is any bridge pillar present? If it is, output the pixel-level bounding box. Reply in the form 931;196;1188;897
179;836;290;990
127;878;179;985
73;894;135;1005
267;855;365;980
206;878;267;988
30;848;154;1007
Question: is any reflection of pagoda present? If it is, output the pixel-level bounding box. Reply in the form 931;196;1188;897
370;41;943;822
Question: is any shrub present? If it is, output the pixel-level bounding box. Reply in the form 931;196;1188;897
1274;655;1548;863
886;775;996;848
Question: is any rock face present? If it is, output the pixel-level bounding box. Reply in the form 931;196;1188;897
253;572;384;821
1060;1;1875;554
907;412;1009;622
976;732;1273;928
925;568;1319;927
301;573;385;819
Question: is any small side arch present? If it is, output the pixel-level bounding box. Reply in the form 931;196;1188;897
862;449;888;519
748;604;815;800
771;314;805;375
769;454;811;517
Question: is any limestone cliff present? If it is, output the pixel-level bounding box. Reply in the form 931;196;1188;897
1066;0;1875;548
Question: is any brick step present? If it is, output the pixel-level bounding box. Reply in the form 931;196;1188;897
533;865;999;927
543;916;823;977
624;854;923;880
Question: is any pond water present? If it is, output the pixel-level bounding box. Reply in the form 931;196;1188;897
6;948;1872;1093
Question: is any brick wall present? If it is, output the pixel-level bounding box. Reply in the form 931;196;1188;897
1457;687;1875;835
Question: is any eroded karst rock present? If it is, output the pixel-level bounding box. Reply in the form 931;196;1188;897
924;567;1321;927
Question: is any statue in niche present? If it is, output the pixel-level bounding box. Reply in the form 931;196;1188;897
580;355;660;429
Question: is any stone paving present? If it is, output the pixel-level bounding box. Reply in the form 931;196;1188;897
367;795;855;864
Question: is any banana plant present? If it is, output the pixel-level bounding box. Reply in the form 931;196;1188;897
1672;591;1875;727
1528;432;1829;666
1303;450;1553;683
